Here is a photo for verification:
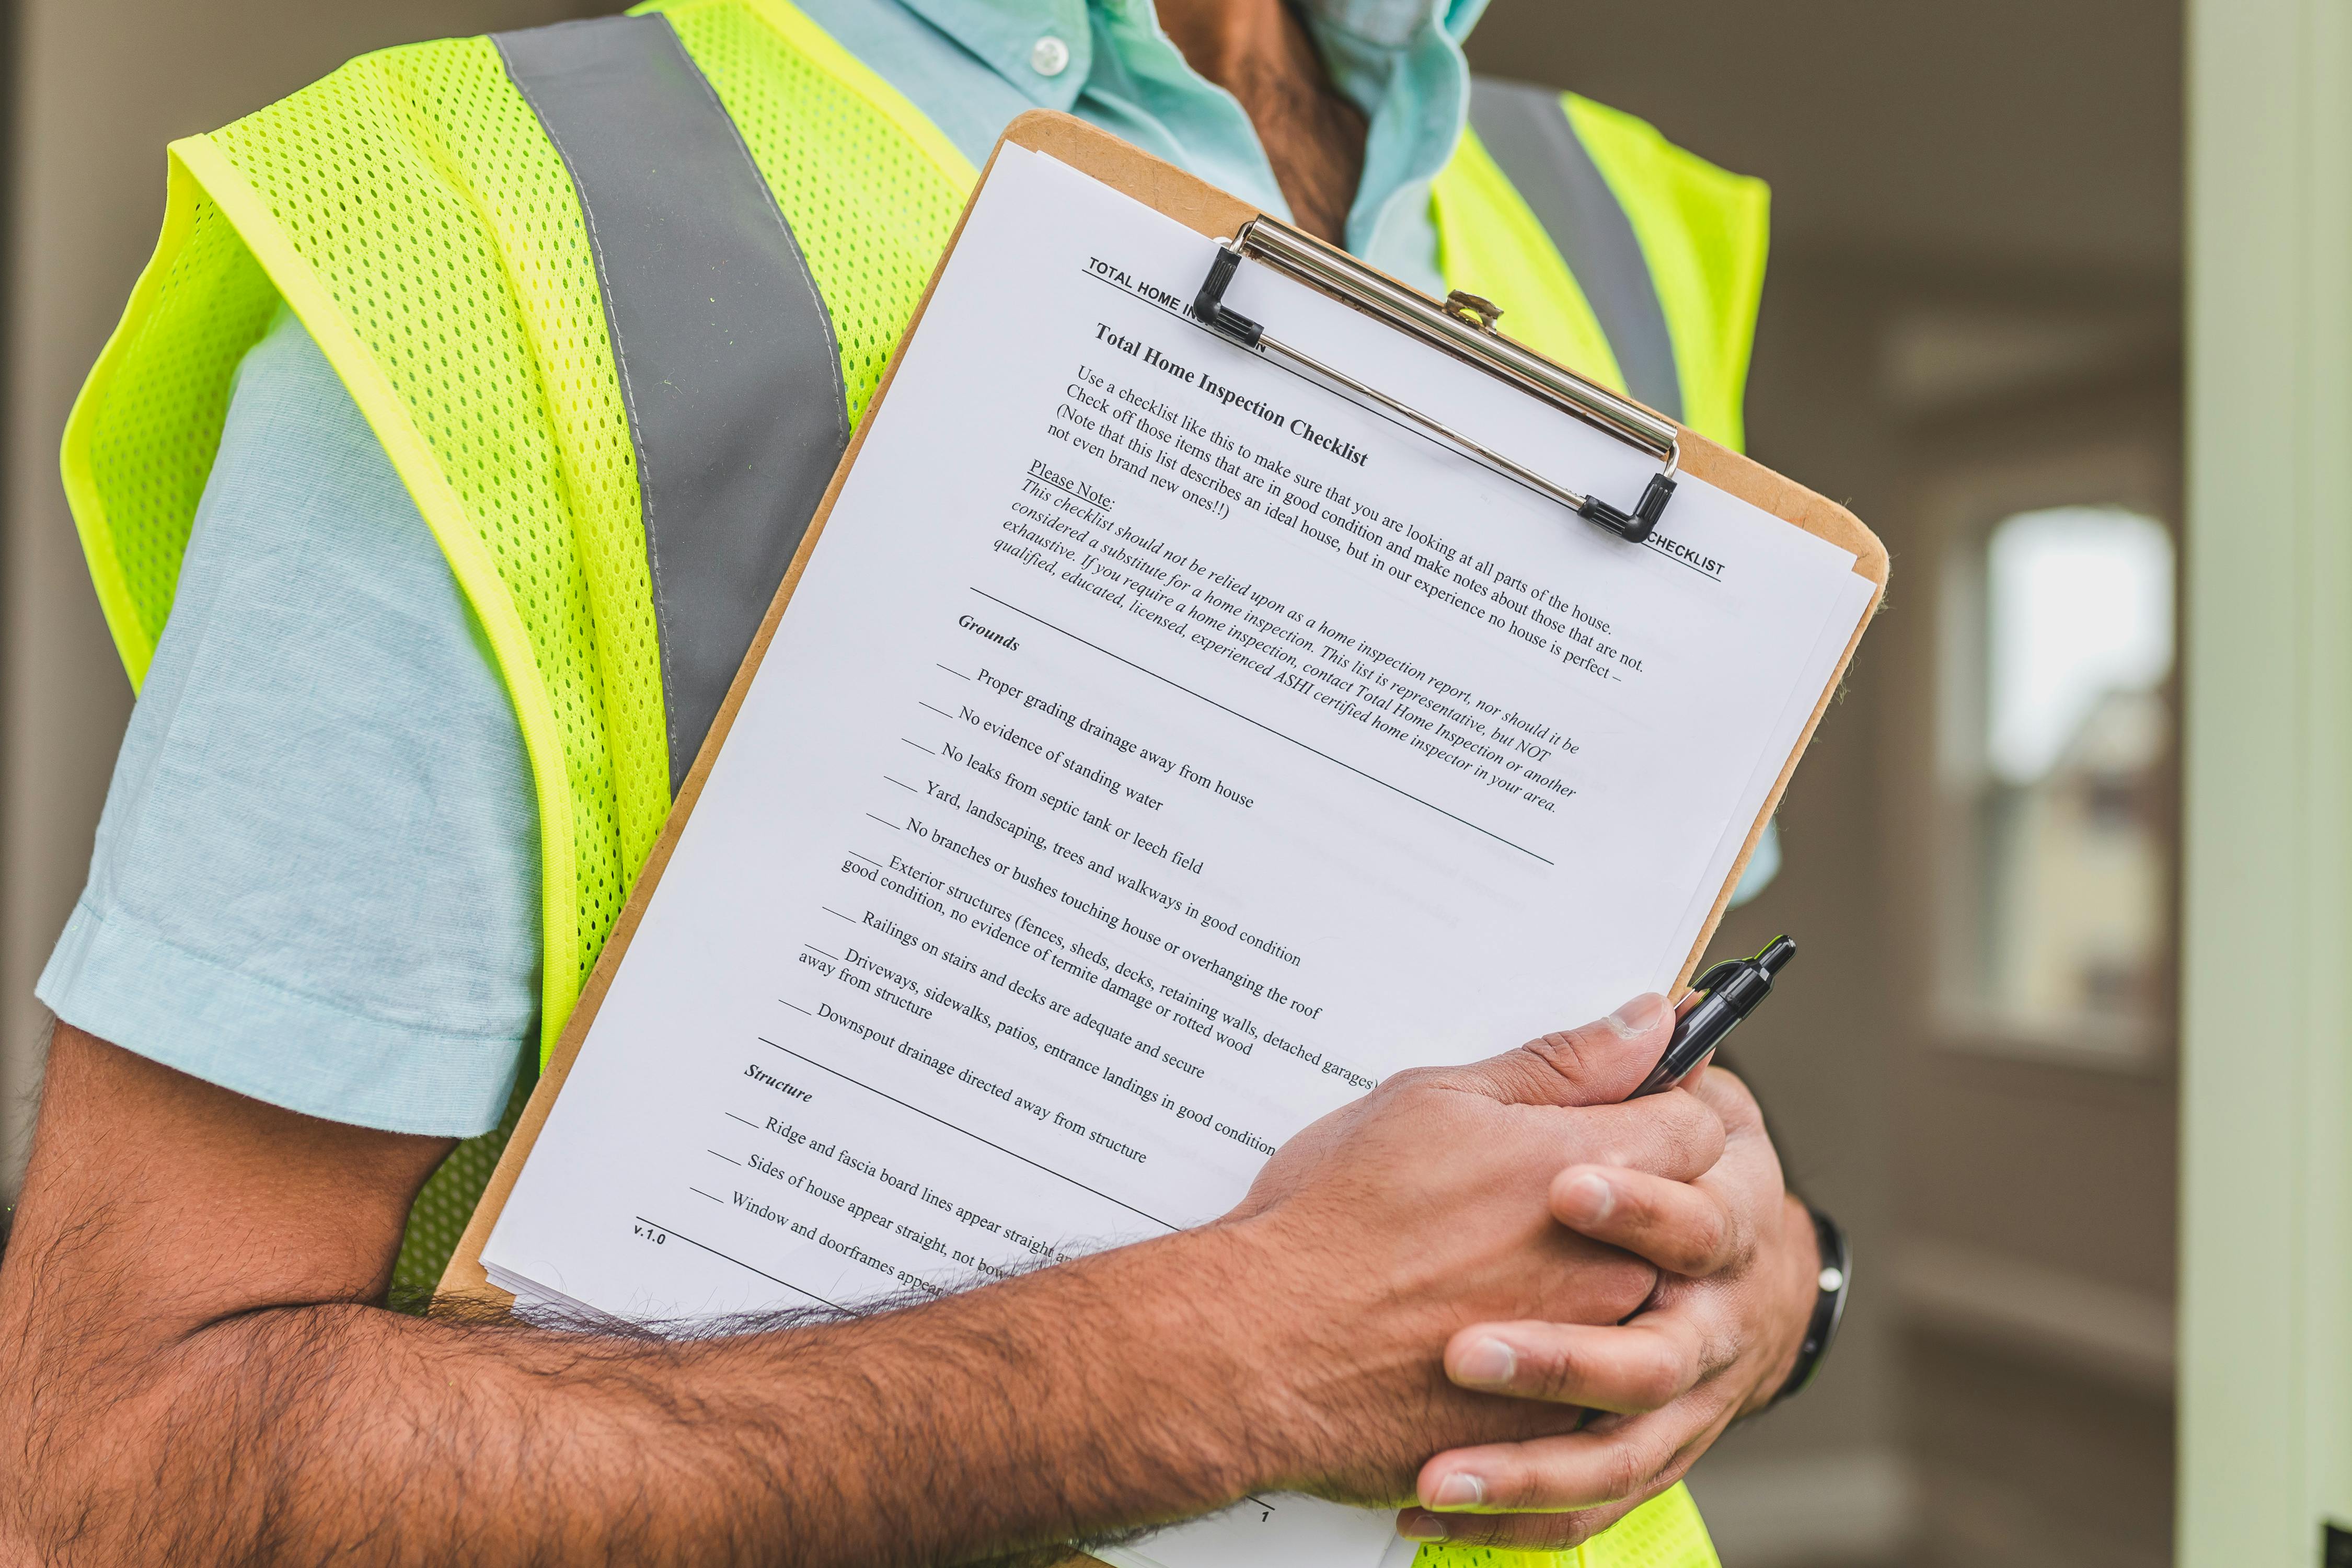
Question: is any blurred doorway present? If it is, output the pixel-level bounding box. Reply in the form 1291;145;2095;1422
1882;340;2179;1568
1463;4;2183;1563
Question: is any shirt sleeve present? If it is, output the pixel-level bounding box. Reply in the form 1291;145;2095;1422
38;306;541;1137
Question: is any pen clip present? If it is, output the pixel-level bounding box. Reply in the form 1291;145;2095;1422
1688;958;1746;995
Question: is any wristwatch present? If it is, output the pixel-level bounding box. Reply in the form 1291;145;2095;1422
1768;1204;1849;1409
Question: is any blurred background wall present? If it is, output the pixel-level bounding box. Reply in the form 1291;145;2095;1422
0;3;2184;1564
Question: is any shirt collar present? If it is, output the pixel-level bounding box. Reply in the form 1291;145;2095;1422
1306;0;1477;268
1315;0;1485;51
890;0;1486;113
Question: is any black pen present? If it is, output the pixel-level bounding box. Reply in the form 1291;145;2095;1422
1631;936;1795;1098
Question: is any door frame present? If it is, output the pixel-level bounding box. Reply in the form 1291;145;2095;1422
2181;0;2352;1559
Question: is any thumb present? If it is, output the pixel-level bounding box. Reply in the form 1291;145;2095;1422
1453;994;1676;1108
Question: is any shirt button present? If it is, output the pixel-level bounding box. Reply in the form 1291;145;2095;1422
1030;34;1071;76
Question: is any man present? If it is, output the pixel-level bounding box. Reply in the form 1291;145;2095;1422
0;0;1830;1560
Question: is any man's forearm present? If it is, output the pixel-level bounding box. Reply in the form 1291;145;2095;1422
9;1020;1733;1562
23;1227;1286;1567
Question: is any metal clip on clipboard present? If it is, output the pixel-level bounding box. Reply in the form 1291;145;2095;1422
1191;216;1682;543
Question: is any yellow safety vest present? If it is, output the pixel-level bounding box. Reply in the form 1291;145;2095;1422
61;5;1763;1562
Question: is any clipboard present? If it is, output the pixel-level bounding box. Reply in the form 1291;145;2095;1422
440;110;1888;1325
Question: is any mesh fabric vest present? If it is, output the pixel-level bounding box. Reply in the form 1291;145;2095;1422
62;0;978;1299
63;6;1762;1563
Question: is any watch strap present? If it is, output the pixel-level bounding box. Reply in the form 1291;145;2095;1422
1769;1204;1849;1409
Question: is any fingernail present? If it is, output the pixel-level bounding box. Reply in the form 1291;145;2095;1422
1558;1171;1615;1223
1397;1513;1451;1541
1454;1336;1517;1387
1429;1473;1486;1511
1606;993;1668;1038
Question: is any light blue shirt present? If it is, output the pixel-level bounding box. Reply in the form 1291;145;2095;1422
42;307;543;1134
39;0;1498;1135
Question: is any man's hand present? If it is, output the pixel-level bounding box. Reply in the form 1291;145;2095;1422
1;1001;1719;1567
1211;993;1731;1501
1391;1066;1823;1551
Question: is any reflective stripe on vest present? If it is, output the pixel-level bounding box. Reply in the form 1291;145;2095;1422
1562;93;1768;452
1432;84;1769;453
499;14;851;793
1470;78;1682;421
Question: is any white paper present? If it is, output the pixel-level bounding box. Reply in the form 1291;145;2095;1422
482;144;1872;1564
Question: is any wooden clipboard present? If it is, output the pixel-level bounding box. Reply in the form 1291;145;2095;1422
440;110;1888;1316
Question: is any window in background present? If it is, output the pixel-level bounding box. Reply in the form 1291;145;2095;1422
1940;500;2176;1059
